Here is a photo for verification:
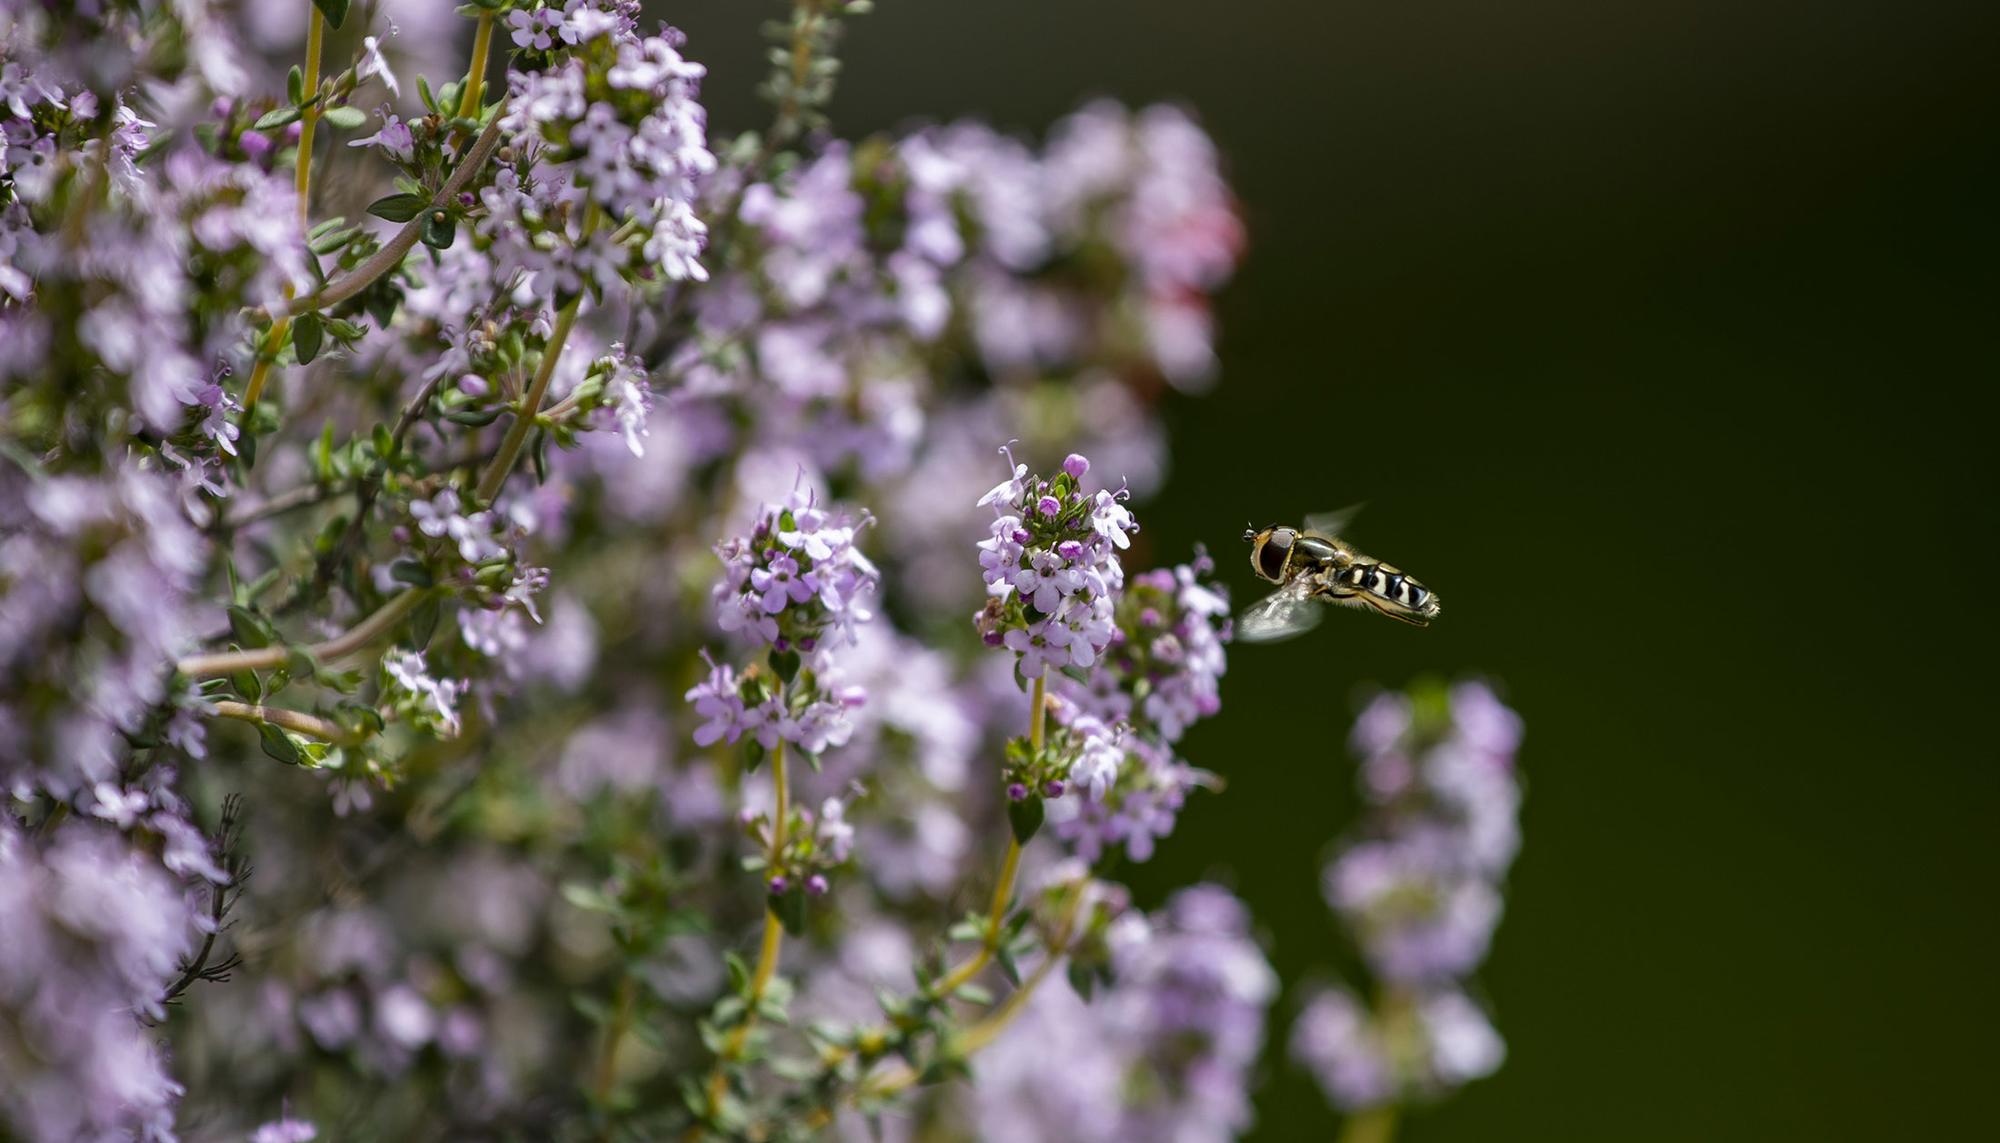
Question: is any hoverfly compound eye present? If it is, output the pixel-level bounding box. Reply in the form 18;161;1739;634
1256;528;1293;581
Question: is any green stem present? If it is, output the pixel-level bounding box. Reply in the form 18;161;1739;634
933;670;1045;997
703;740;790;1118
242;5;324;413
458;12;496;118
1338;1105;1400;1143
473;204;600;503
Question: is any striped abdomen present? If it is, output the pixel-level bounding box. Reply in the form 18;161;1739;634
1340;559;1439;618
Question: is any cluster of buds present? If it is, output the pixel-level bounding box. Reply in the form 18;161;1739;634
975;447;1137;683
998;706;1125;845
739;791;856;933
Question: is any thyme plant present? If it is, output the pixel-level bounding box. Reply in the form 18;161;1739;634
0;3;1522;1139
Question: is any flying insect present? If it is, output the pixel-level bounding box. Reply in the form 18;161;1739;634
1239;508;1441;641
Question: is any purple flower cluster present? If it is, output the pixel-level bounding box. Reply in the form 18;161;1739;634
710;486;878;654
686;486;877;757
967;884;1276;1143
1290;681;1523;1111
0;463;208;799
1045;551;1232;863
484;3;715;302
685;652;863;755
975;448;1136;678
0;821;206;1141
1;54;304;509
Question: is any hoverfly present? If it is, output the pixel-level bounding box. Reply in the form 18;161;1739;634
1238;507;1441;642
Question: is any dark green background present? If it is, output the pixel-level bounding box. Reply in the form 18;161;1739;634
666;2;1999;1137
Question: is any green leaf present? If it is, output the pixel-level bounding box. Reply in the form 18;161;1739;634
1059;664;1092;686
769;648;801;686
313;421;335;480
258;723;302;766
286;66;304;106
417;74;436;115
445;407;502;427
388;559;433;588
953;982;993;1005
321;105;367;130
252;105;302;131
743;738;764;774
366;193;429;223
420;210;456;250
996;945;1021;986
292;312;323;364
231;669;263;703
1006;794;1044;845
775;886;807;937
1067;960;1096;1002
311;0;351;30
308;225;357;255
409;596;440;649
226;605;272;649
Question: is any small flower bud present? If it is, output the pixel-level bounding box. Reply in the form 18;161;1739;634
457;374;488;398
1041;779;1066;798
767;875;789;895
1037;495;1061;518
1063;453;1090;479
805;874;829;897
1007;782;1030;802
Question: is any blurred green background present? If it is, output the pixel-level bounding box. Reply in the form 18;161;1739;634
667;2;1999;1137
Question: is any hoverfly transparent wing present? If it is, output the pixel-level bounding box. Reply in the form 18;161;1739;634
1236;579;1325;643
1303;504;1366;539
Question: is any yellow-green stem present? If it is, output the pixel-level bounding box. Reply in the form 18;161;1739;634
1338;1105;1400;1143
243;6;323;414
458;12;495;118
703;741;790;1117
474;207;599;503
296;9;324;227
593;974;637;1115
933;670;1046;997
864;877;1088;1104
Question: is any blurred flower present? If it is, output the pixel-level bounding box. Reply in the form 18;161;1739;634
1294;680;1524;1113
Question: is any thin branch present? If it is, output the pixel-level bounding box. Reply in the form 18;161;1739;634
250;116;508;324
208;700;364;745
473;202;600;504
224;481;341;528
305;371;447;600
176;586;428;678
